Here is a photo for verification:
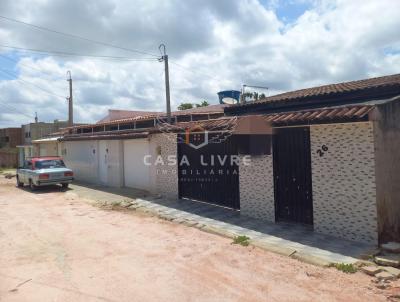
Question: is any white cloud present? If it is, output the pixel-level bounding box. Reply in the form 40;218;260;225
0;0;399;127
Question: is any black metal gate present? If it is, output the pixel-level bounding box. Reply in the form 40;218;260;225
177;133;240;209
273;127;313;225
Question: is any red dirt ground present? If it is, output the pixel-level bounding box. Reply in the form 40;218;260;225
0;177;399;302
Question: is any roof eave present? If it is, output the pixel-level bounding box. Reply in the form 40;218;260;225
225;85;400;115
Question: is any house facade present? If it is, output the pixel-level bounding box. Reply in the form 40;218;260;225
60;74;400;245
226;74;400;244
31;136;63;157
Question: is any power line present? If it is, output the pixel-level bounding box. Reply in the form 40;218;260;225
169;61;217;80
0;45;159;61
0;15;159;57
0;16;234;85
0;98;33;119
0;54;65;80
0;68;66;99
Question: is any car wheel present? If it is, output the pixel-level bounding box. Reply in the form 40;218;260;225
29;179;37;191
16;176;24;187
61;183;69;189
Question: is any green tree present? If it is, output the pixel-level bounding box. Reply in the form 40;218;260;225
253;92;259;101
195;100;209;108
177;103;194;110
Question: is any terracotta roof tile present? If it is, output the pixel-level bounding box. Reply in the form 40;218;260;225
62;103;375;141
265;105;374;125
235;73;400;107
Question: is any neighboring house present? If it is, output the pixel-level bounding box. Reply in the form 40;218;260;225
60;73;400;245
0;127;22;167
60;105;227;191
32;136;63;157
21;120;69;145
96;109;163;123
17;120;69;166
95;105;229;124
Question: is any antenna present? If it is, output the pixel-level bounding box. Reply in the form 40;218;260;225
241;84;269;103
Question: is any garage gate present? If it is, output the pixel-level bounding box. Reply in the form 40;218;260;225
123;139;151;190
273;127;313;225
177;133;240;209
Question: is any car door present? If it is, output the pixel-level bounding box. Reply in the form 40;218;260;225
19;160;26;183
21;160;32;183
26;160;34;182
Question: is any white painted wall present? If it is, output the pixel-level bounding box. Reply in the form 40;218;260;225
123;139;151;191
34;142;63;157
39;142;58;156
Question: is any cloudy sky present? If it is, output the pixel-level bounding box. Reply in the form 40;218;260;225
0;0;399;128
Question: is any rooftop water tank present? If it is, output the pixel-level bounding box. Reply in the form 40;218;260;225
218;90;241;104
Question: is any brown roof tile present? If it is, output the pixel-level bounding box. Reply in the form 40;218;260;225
264;105;374;125
62;103;375;141
241;73;400;106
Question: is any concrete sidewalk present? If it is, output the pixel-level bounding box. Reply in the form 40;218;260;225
70;182;376;266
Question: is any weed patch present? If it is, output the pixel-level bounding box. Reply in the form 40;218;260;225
330;263;357;274
232;235;250;246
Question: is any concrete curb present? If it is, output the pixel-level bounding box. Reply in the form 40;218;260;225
96;198;350;268
200;225;237;239
195;224;333;267
249;240;297;257
290;251;332;267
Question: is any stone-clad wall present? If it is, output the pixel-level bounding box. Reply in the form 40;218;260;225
239;155;275;222
310;122;378;243
149;133;179;199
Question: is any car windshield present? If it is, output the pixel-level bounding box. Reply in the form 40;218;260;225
35;159;65;169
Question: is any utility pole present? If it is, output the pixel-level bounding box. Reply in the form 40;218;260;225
67;71;73;127
159;44;171;123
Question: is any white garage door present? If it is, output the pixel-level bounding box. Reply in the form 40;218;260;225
123;139;151;190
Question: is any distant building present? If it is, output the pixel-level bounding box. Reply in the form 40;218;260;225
17;120;69;166
0;127;22;167
21;120;69;145
0;127;22;149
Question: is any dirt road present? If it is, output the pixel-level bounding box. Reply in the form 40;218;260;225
0;177;397;302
